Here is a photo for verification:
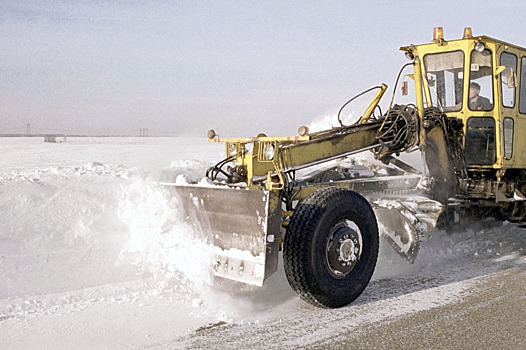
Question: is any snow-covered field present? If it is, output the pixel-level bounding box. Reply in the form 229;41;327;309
1;137;524;349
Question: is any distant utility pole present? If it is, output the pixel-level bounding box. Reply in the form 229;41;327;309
27;123;30;136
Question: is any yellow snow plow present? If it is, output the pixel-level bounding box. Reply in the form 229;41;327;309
165;28;526;308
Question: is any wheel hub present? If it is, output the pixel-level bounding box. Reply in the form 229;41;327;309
326;220;362;278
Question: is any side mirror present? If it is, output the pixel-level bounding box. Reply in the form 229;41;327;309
496;65;517;88
401;80;408;96
507;68;517;89
400;74;414;96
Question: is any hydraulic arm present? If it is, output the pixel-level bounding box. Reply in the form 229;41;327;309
206;84;419;193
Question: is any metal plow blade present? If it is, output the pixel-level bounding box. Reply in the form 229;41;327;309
163;184;281;286
372;196;443;263
343;172;443;263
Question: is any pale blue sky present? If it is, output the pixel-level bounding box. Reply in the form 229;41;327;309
1;1;525;136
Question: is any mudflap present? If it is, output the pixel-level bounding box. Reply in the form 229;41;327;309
371;196;443;263
163;184;281;286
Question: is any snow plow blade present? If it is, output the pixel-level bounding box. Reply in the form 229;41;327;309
163;184;281;286
372;196;443;263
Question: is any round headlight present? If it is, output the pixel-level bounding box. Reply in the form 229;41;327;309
474;40;485;52
262;143;275;160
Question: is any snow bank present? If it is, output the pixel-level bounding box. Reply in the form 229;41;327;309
0;162;134;299
0;138;231;336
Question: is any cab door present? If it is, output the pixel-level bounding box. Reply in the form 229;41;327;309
499;51;519;167
515;55;526;168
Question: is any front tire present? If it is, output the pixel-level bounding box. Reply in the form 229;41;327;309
283;187;379;308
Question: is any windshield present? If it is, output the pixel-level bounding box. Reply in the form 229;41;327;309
423;51;465;111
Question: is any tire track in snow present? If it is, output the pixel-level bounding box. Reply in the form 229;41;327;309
158;225;526;349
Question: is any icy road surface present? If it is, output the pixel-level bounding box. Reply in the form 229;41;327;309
0;137;525;349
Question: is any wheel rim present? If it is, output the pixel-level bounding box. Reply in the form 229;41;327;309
325;219;363;279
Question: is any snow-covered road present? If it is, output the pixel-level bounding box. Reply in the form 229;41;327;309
1;137;524;349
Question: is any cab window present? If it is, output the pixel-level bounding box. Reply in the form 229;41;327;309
423;51;464;111
520;57;526;114
500;52;517;108
465;117;496;165
469;49;493;111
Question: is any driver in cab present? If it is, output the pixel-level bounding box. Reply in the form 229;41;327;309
469;82;492;110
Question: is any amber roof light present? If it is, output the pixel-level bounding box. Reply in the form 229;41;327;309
433;27;444;42
463;27;473;39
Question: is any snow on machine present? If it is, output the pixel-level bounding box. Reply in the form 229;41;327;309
164;28;526;308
